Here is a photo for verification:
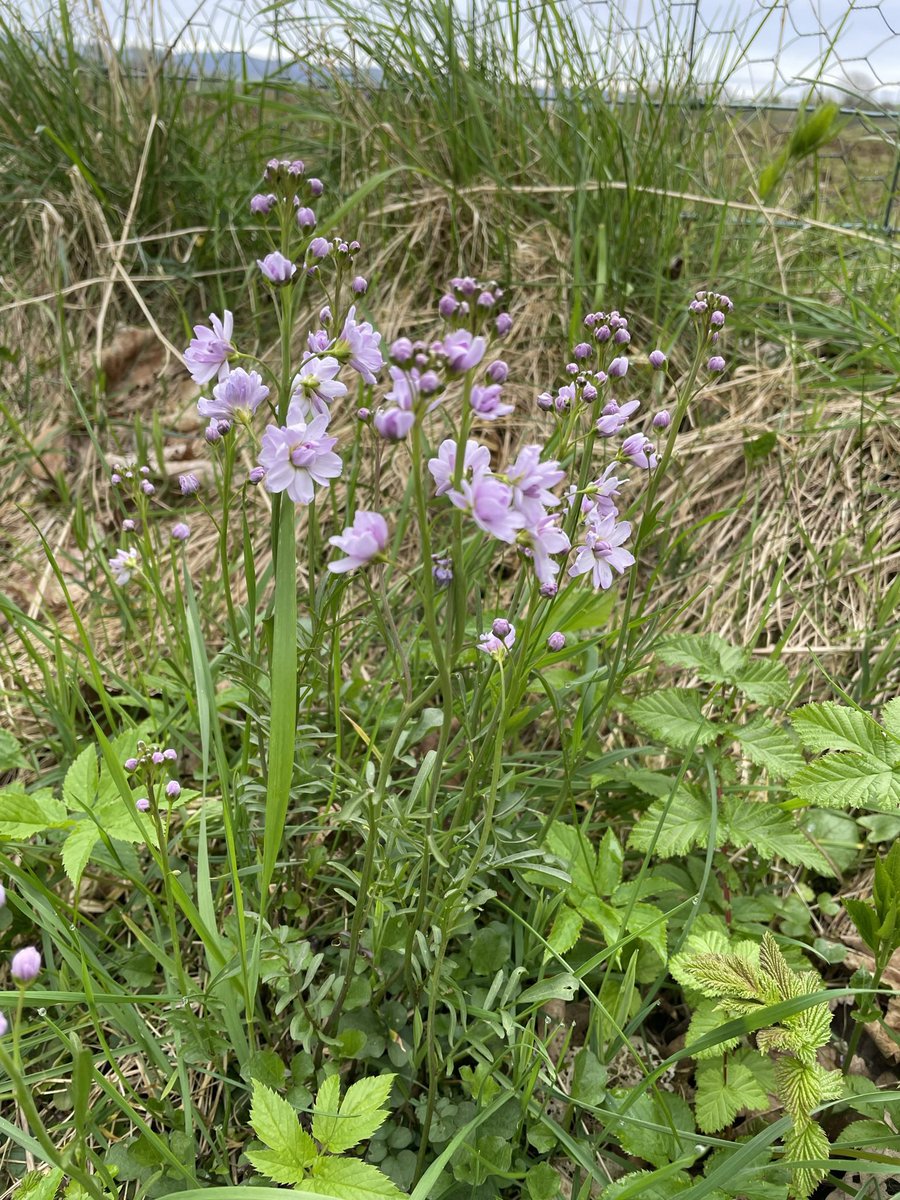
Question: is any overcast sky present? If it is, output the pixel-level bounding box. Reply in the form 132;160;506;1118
21;1;900;102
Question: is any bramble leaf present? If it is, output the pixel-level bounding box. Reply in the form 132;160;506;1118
249;1080;317;1168
0;729;26;772
783;1117;829;1200
628;688;719;751
732;659;791;707
694;1057;768;1132
0;788;70;838
628;788;712;857
791;703;893;761
307;1155;405;1200
790;754;900;811
313;1073;394;1154
545;905;583;958
734;718;804;779
722;799;830;872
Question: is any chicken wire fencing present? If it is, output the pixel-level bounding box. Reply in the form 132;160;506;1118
69;0;900;233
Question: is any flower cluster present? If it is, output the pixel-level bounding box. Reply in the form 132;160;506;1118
688;290;734;372
125;741;182;809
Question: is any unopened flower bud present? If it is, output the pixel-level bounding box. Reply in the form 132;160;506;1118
248;466;266;485
547;631;566;652
711;310;725;327
178;473;200;495
10;947;41;984
390;337;414;364
122;519;136;532
309;237;330;259
537;392;554;411
351;276;368;295
296;206;316;229
486;360;508;384
172;523;190;541
308;178;324;197
357;407;371;421
648;349;666;369
477;291;494;308
495;312;512;336
573;342;592;359
140;480;155;496
595;324;611;342
438;294;458;318
165;780;181;799
608;356;629;378
124;757;139;772
539;582;558;598
707;355;726;372
652;409;671;429
136;797;151;812
163;748;177;761
151;751;165;765
491;618;512;638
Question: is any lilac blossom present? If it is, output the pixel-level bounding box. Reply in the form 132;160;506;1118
568;514;635;590
448;472;524;543
184;311;234;385
338;306;383;385
547;631;566;652
307;328;331;355
495;313;512;336
10;947;41;984
648;349;666;369
179;473;200;495
166;781;181;799
428;438;491;496
707;355;726;372
328;511;389;574
470;383;514;420
374;407;415;440
249;466;266;485
621;433;659;469
288;356;348;420
136;797;151;812
171;523;190;541
596;398;640;437
122;519;136;532
608;356;629;378
492;617;512;637
519;515;571;587
443;329;486;372
309;236;331;259
478;623;516;659
258;415;342;504
199;367;269;422
257;251;296;284
653;409;671;429
308;178;324;197
296;206;316;229
504;445;565;524
587;463;628;518
109;546;139;585
351;275;368;294
250;193;277;214
486;360;508;384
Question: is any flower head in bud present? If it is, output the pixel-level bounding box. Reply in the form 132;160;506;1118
492;617;512;638
163;748;178;761
296;206;316;229
10;947;41;984
352;275;368;295
438;294;458;318
486;360;508;384
547;631;566;652
249;466;266;485
495;312;512;337
125;757;139;772
179;473;200;496
257;251;296;284
574;342;592;360
250;193;277;214
308;178;324;197
140;480;155;496
172;523;190;542
136;796;151;812
707;355;726;372
652;409;671;429
122;519;136;532
608;356;629;378
648;349;666;369
165;780;181;799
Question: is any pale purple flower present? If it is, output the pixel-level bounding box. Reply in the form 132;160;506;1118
569;514;635;590
608;356;629;378
495;313;512;336
339;306;383;385
374;408;416;440
308;178;324;197
574;342;592;359
478;623;516;658
151;751;165;765
587;463;627;518
179;473;200;495
555;383;576;412
492;617;512;637
205;421;221;444
308;328;331;354
486;360;508;384
184;311;234;385
309;236;330;259
648;349;666;369
520;514;571;587
172;523;190;542
428;438;491;496
711;310;725;327
537;392;554;412
199;367;270;422
621;433;658;469
327;511;389;574
122;519;136;532
109;546;139;585
707;355;726;372
296;206;316;229
653;409;671;429
547;631;566;652
248;466;266;485
250;193;277;214
163;748;177;761
470;383;514;420
596;398;640;437
595;324;611;342
288;356;348;420
443;329;486;373
390;338;414;364
438;294;458;318
351;276;368;295
136;797;150;812
165;781;181;799
140;480;155;496
258;414;342;504
124;757;139;772
448;472;524;543
504;445;565;524
433;555;453;587
10;947;41;984
257;251;296;284
614;328;631;345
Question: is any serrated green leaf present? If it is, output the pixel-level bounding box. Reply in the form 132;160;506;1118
18;1168;65;1200
721;799;830;872
313;1073;395;1154
0;788;70;838
626;902;667;964
792;702;893;761
249;1080;317;1167
695;1058;769;1132
629;688;719;751
571;1047;607;1103
734;719;804;779
544;820;597;895
783;1117;829;1200
595;828;623;894
308;1154;404;1200
546;905;583;958
61;822;99;888
0;729;26;771
656;633;746;683
610;1091;698;1168
732;659;791;707
629;788;712;857
686;1002;742;1060
790;754;900;811
63;746;99;809
882;698;900;741
245;1147;308;1185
